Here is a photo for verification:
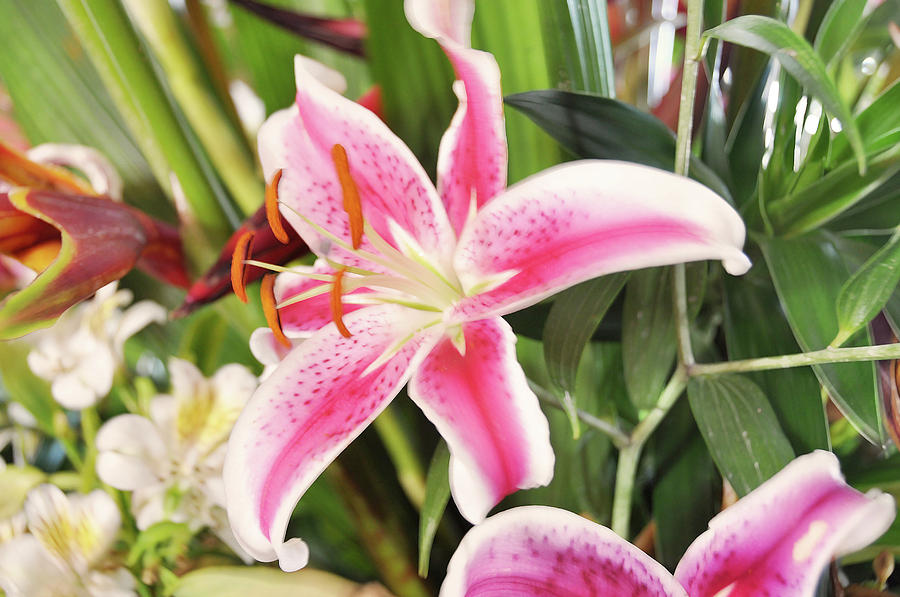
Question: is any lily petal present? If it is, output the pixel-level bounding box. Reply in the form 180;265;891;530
224;304;441;571
406;0;507;234
452;161;751;321
257;57;454;269
440;505;688;597
674;450;896;597
408;317;553;523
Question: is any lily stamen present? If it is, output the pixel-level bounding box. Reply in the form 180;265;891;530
331;144;364;249
266;168;290;244
261;273;291;348
330;267;352;338
231;230;255;303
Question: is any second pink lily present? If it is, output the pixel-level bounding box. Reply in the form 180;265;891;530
224;0;752;570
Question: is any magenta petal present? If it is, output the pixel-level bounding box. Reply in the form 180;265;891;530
441;505;688;597
257;57;455;269
452;161;751;321
224;304;441;571
408;318;553;523
674;450;896;597
406;0;508;234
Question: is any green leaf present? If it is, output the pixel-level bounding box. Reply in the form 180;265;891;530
768;144;900;235
364;0;454;174
622;268;677;411
472;0;563;182
703;15;866;173
227;0;371;114
0;0;169;218
834;230;900;346
173;566;363;597
0;341;59;434
688;374;795;496
540;0;615;97
723;269;829;453
57;0;237;253
831;80;900;165
417;441;450;577
813;0;867;65
761;234;882;443
0;466;46;519
543;273;628;393
652;436;719;570
504;90;732;200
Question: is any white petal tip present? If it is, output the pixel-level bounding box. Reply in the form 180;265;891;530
723;252;752;276
276;538;310;572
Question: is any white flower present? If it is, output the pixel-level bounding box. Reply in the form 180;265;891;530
96;358;257;558
0;484;135;597
26;282;166;409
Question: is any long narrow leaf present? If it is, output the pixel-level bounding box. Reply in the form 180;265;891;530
704;15;866;172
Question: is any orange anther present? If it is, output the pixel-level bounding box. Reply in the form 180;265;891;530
330;267;352;338
265;169;290;244
261;273;291;348
331;144;363;249
230;230;255;303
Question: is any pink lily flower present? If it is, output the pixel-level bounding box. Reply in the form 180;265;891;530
224;0;752;571
440;451;896;597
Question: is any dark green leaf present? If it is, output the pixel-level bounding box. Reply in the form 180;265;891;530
723;268;829;453
418;442;450;578
688;374;795;496
652;436;719;570
703;15;865;172
504;90;732;200
543;273;628;393
622;268;677;411
834;230;900;346
762;234;882;443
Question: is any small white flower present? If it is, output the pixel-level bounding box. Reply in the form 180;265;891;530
96;358;257;559
25;282;166;410
0;484;135;597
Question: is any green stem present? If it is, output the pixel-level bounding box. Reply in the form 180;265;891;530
611;443;641;538
530;380;631;448
121;0;263;216
373;407;427;509
673;264;695;366
689;343;900;376
610;368;688;537
79;406;101;492
672;0;704;178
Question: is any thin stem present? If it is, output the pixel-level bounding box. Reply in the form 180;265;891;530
630;366;689;446
673;264;695;366
79;406;101;492
611;443;641;538
530;380;632;448
673;0;704;178
689;343;900;377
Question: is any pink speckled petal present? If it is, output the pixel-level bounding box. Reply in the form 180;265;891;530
440;505;688;597
224;304;441;571
675;450;896;597
257;57;455;270
274;260;367;336
406;0;507;234
408;317;553;523
452;161;751;321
